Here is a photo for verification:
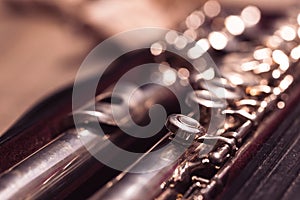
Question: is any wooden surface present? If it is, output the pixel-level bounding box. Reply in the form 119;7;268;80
223;96;300;200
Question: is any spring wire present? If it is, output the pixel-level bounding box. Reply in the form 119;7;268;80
151;1;300;199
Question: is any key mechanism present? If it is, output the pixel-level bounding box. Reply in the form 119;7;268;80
166;114;206;145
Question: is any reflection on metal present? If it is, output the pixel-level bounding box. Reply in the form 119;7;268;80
1;1;300;200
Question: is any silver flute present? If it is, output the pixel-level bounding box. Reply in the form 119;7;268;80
0;1;300;200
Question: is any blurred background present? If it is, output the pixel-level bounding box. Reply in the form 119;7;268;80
0;0;298;134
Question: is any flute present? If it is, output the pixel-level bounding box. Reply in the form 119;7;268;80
0;1;300;200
